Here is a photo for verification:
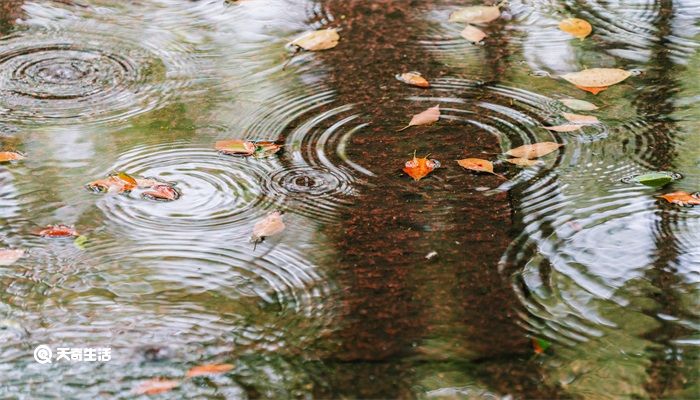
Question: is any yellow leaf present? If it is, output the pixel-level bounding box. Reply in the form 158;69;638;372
559;18;592;39
562;68;631;88
398;105;440;131
291;28;339;51
449;6;500;24
461;25;486;43
506;142;563;159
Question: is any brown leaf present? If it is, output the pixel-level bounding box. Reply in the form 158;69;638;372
562;112;599;125
398;105;440;131
506;158;542;167
252;211;286;244
36;225;79;238
396;72;430;88
134;378;179;395
449;6;500;24
291;28;339;51
562;68;631;88
461;25;486;43
186;363;234;378
658;191;700;206
215;140;255;156
0;249;24;266
506;142;563;159
0;151;24;162
253;142;282;158
403;154;438;181
559;18;592;39
143;185;180;202
457;158;494;174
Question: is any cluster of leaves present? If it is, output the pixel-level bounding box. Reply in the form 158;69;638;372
86;172;180;202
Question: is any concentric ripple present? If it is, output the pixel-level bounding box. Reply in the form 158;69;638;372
0;31;187;124
96;142;278;235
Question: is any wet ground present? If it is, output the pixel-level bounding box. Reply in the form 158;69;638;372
0;0;698;399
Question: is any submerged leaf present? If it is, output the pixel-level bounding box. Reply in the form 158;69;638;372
562;112;599;125
186;364;234;378
449;6;500;24
215;140;256;156
506;157;542;167
403;154;438;181
291;28;339;51
562;68;631;88
398;105;440;131
0;151;24;162
252;211;286;245
73;235;89;250
544;124;582;132
396;72;430;88
506;142;563;159
36;225;79;238
0;249;24;266
134;378;179;395
658;191;700;206
559;98;598;111
461;25;486;43
559;18;592;39
532;337;551;354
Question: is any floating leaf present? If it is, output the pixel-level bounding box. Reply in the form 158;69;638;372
544;124;582;132
562;68;631;88
73;235;88;250
562;112;599;125
403;153;438;181
506;142;563;159
186;364;235;378
532;337;551;354
658;191;700;206
456;158;503;178
117;171;137;186
461;25;486;43
0;249;24;266
215;140;256;156
576;85;608;95
396;72;430;88
449;6;500;24
559;18;592;39
143;184;180;202
134;378;179;395
252;211;286;246
291;28;339;51
634;172;674;187
36;225;79;238
253;142;282;158
398;105;440;131
0;151;24;162
559;98;598;111
506;158;542;167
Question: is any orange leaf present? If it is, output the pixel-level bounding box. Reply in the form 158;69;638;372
396;72;430;88
398;105;440;131
0;151;24;162
658;191;700;206
457;158;492;173
36;225;78;238
576;85;608;95
215;140;256;156
403;154;438;181
134;378;179;395
0;249;24;266
143;185;180;202
559;18;592;39
186;363;234;378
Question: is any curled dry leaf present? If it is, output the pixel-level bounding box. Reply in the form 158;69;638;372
398;105;440;131
449;6;500;24
36;225;79;238
396;72;430;88
0;249;24;266
561;68;631;88
252;211;286;245
134;378;179;395
291;28;339;51
143;185;180;202
559;18;592;39
403;154;438;181
0;151;24;162
658;191;700;206
506;158;542;167
506;142;563;159
461;25;486;43
186;363;235;378
560;98;598;111
562;112;599;125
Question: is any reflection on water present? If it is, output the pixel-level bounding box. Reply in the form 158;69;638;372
0;0;698;398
